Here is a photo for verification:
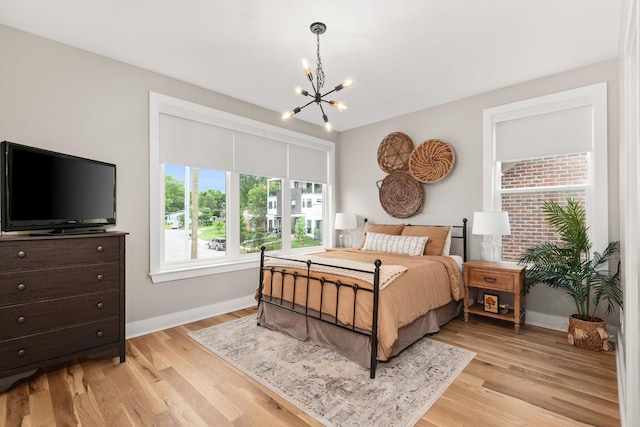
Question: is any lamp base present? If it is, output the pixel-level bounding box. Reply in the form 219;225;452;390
480;236;502;262
338;231;353;248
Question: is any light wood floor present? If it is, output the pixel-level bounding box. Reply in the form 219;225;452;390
0;307;620;426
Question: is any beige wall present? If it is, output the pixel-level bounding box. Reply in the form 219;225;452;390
0;24;335;333
337;60;620;328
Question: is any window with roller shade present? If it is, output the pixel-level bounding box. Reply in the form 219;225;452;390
483;83;608;262
149;92;334;283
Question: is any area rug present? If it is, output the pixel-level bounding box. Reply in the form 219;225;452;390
189;316;475;427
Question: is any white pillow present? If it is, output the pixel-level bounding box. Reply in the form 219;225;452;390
442;227;453;255
362;232;427;256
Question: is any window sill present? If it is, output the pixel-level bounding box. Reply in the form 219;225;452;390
150;258;260;283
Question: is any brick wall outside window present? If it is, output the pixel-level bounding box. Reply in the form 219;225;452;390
500;153;588;262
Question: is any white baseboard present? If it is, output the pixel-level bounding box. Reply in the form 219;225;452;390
525;310;620;338
125;294;257;339
525;310;568;332
616;328;626;427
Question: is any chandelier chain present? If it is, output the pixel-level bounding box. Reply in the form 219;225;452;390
315;32;325;90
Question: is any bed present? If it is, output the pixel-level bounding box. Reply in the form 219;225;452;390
257;218;467;378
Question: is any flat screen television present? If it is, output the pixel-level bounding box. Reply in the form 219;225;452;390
1;141;116;234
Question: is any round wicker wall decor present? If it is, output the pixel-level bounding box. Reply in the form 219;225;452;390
377;132;414;173
376;171;424;218
409;139;455;183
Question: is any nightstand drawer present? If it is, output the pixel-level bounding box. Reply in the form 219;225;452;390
468;268;517;291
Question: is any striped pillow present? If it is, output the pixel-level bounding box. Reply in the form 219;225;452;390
362;232;428;256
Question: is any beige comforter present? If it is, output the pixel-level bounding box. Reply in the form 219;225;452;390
260;248;463;359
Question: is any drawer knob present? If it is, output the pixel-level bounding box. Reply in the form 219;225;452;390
17;316;26;324
483;276;497;283
17;250;26;258
17;283;27;291
97;302;104;309
96;330;104;338
17;349;26;357
96;245;104;253
96;274;104;281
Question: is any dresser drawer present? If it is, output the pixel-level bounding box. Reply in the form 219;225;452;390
0;262;120;306
467;268;517;291
0;236;121;271
0;318;120;372
0;290;119;340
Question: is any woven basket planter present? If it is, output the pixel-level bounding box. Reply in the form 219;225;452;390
567;315;611;351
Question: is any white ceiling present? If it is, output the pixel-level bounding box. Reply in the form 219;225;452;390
0;0;622;132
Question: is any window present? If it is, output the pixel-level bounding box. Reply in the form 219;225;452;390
483;83;608;261
500;154;588;261
164;165;227;261
149;92;335;283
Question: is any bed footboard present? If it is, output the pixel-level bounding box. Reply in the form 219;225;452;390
258;248;382;378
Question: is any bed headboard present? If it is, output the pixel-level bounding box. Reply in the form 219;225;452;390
363;218;468;262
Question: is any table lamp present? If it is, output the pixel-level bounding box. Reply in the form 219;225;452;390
472;211;511;261
335;213;357;248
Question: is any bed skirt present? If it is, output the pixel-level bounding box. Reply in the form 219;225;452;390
257;300;463;368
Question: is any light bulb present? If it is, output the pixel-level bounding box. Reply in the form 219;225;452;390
342;78;353;88
295;86;309;96
323;114;332;131
301;58;311;76
282;107;301;121
329;101;347;112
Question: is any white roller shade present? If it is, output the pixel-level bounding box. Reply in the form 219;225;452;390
289;144;328;183
159;113;233;170
496;105;593;161
234;132;287;178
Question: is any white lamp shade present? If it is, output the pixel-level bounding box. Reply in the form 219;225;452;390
335;213;357;230
472;211;511;235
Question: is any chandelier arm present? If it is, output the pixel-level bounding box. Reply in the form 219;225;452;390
320;87;338;98
289;99;316;114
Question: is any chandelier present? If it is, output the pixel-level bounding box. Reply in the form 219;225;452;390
281;22;353;131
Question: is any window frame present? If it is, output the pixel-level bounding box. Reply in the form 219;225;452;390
482;82;609;254
149;92;335;283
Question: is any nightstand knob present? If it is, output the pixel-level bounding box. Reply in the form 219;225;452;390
17;316;26;324
17;250;26;258
96;274;104;281
17;283;26;291
96;302;104;309
96;245;104;253
96;331;104;338
483;276;497;283
17;349;26;357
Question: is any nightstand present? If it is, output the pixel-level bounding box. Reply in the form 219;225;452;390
463;260;526;334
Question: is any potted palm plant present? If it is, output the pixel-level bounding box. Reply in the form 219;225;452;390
518;198;621;351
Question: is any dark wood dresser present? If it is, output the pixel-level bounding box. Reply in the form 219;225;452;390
0;231;126;391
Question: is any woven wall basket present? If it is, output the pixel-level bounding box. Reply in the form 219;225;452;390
376;171;424;218
377;132;415;173
409;139;455;183
567;315;611;351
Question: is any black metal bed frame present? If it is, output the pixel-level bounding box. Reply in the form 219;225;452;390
258;218;467;379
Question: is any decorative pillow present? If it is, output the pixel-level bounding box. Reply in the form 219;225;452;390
358;223;405;248
362;232;427;256
442;227;453;256
401;225;451;256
